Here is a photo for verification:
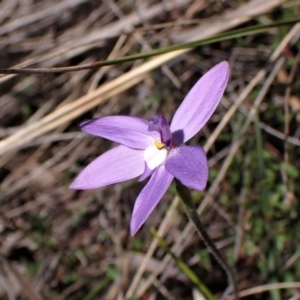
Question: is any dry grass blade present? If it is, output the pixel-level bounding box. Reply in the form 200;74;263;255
0;256;42;300
0;0;18;25
0;267;15;300
0;0;90;35
173;0;286;43
231;282;300;299
0;0;192;84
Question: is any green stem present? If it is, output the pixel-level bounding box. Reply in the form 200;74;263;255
151;228;216;300
0;17;299;75
175;179;239;300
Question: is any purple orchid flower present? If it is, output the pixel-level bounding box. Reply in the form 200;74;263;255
70;61;230;235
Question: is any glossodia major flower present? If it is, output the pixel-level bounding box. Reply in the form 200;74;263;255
70;61;230;235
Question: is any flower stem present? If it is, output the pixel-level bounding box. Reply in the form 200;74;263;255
175;179;239;300
151;228;216;300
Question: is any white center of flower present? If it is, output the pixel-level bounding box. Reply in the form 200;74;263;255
144;142;168;170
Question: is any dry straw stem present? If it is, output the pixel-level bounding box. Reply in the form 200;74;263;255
230;282;300;299
129;15;299;300
0;255;42;300
0;0;90;35
0;0;192;85
0;268;15;300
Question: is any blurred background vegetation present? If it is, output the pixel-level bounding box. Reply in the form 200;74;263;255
0;0;300;299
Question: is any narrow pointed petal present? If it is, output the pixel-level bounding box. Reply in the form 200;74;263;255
80;116;159;149
138;164;154;182
130;166;173;235
170;61;229;143
165;145;208;191
70;145;144;189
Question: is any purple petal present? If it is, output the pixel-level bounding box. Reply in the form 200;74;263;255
130;165;173;235
148;115;173;146
80;116;159;149
138;164;154;182
165;145;208;190
70;145;144;189
170;61;229;143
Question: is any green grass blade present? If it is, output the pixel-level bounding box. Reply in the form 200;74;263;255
151;228;216;300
